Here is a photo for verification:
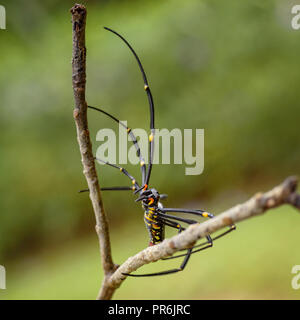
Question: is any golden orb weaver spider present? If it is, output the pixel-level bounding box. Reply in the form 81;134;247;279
80;27;236;277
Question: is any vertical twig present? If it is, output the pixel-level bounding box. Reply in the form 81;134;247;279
70;4;116;300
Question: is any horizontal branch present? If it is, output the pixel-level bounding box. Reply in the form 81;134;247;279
99;176;300;299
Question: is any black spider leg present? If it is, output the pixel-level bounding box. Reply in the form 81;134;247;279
123;211;212;277
79;186;134;193
79;157;140;193
94;157;140;193
210;224;236;241
153;208;235;260
104;27;155;187
160;208;213;218
163;224;236;261
123;248;193;277
156;209;213;243
161;208;236;246
156;216;213;261
155;210;213;255
88;106;146;185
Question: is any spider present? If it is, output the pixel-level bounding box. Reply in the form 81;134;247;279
80;27;236;277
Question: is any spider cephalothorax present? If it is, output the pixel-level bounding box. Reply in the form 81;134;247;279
136;187;160;207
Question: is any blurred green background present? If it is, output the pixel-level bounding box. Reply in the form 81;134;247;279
0;0;300;300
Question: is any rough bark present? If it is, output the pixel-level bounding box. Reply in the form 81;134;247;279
71;4;117;299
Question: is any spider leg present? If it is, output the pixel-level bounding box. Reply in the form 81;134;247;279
94;157;139;188
161;207;214;218
163;244;214;260
88;106;147;184
122;248;193;277
156;216;185;233
156;212;198;225
154;210;213;245
79;186;134;193
211;224;236;241
104;27;155;187
164;226;236;261
159;207;236;244
80;158;140;194
123;215;211;277
155;215;213;261
156;217;213;261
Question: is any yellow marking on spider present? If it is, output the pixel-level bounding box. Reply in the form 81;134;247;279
145;216;157;223
144;84;149;90
132;186;136;191
140;161;145;167
132;179;136;185
149;134;154;142
202;212;209;218
127;127;131;133
119;167;123;172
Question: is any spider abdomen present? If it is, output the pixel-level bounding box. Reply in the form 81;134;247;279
144;208;165;246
